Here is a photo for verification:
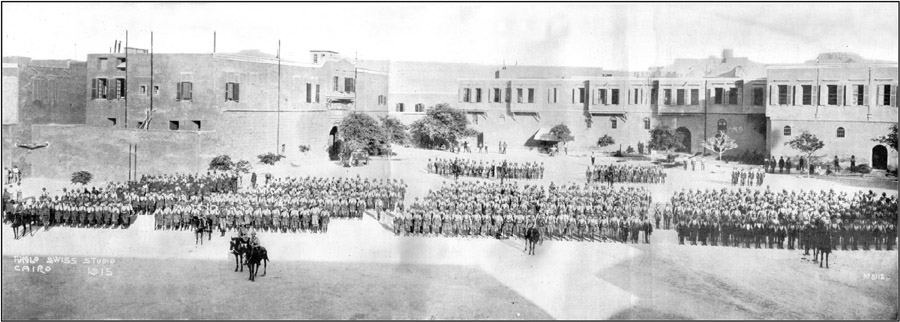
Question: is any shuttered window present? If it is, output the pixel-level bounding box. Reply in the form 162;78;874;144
176;82;192;101
226;82;240;102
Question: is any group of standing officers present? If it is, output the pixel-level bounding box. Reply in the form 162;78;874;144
394;181;655;244
3;186;135;238
663;187;897;251
586;164;666;186
427;158;545;181
730;168;765;186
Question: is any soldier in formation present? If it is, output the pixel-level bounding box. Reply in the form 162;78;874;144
586;164;666;185
731;168;765;186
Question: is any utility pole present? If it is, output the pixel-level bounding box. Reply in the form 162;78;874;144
149;31;154;129
276;39;281;154
125;30;128;129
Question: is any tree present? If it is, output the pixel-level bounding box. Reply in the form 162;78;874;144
785;131;824;161
208;155;234;171
549;124;574;143
873;123;898;151
597;135;615;147
702;131;739;160
648;125;685;153
380;115;409;145
340;112;387;157
71;171;92;185
257;152;285;165
234;160;251;174
409;103;477;149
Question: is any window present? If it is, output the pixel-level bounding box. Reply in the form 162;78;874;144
690;89;699;105
396;103;405;112
505;88;511;103
475;88;482;103
610;117;617;129
517;88;523;103
578;88;585;104
528;88;535;103
463;88;471;102
802;85;812;105
344;78;355;93
717;119;727;132
611;89;619;105
115;78;126;99
176;82;193;101
225;82;240;102
313;55;318;64
881;84;892;106
333;76;340;92
154;86;160;95
676;89;685;106
783;126;791;136
107;118;117;126
98;57;108;70
728;88;738;105
415;103;424;112
599;89;607;105
169;121;180;131
140;85;147;95
493;88;501;103
192;120;202;131
116;58;126;71
315;84;320;103
306;83;312;103
651;88;658;104
634;88;640;104
714;88;724;104
827;85;838;105
91;78;109;99
663;89;672;105
753;87;764;106
643;117;650;130
137;121;144;129
378;95;386;105
854;85;865;105
552;88;557;103
777;85;789;105
836;127;845;138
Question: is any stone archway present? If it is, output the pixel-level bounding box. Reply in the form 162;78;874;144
872;145;888;170
328;126;341;161
675;127;692;154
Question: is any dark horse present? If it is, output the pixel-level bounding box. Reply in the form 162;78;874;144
229;237;247;272
815;223;832;269
244;246;269;282
194;217;207;245
523;225;541;255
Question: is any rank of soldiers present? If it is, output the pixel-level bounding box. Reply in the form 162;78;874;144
131;175;408;234
3;187;135;236
426;158;545;180
664;188;897;251
393;181;655;244
586;164;667;185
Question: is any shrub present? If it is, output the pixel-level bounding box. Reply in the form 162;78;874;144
853;164;872;174
626;146;635;154
209;155;233;171
71;171;92;185
234;160;251;174
258;152;285;165
597;135;615;147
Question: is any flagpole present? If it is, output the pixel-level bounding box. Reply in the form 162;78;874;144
276;39;281;154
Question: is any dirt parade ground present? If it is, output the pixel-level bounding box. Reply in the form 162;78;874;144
2;147;898;320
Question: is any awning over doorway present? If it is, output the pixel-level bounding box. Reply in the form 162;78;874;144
532;127;559;142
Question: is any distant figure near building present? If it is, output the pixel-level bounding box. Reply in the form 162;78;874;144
778;157;785;173
251;172;258;188
786;158;792;174
591;152;596;166
850;155;856;170
833;155;841;172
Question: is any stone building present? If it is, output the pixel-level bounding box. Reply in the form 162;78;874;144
1;57;87;125
84;49;389;160
766;63;898;170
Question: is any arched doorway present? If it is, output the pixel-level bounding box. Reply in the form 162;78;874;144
675;127;691;154
872;145;888;170
328;126;341;161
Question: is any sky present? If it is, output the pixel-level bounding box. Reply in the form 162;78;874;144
2;3;897;71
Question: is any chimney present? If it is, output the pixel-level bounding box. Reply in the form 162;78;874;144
722;49;734;63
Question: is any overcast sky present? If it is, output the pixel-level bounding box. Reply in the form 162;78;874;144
2;3;897;70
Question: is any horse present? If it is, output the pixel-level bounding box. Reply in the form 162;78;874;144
229;237;247;272
816;225;832;269
244;246;269;282
193;217;207;245
523;226;541;255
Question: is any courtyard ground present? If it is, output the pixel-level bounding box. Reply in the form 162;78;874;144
2;146;898;319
